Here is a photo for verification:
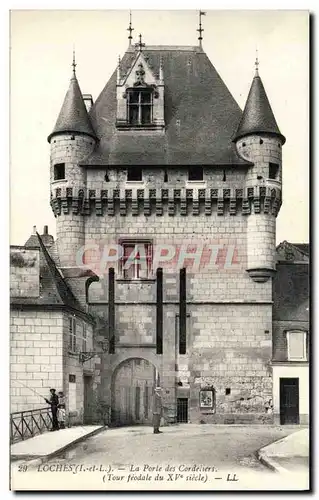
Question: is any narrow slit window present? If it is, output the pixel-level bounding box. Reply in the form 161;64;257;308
156;268;163;355
68;317;76;352
179;268;187;354
54;163;65;180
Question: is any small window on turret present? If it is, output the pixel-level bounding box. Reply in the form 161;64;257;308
269;162;279;180
54;163;65;180
259;139;264;145
188;166;203;181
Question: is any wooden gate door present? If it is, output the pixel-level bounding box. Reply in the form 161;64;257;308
280;378;300;424
112;358;156;426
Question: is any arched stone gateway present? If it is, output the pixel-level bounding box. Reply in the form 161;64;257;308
111;358;159;426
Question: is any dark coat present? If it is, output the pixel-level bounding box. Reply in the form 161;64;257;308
45;393;59;409
152;393;162;415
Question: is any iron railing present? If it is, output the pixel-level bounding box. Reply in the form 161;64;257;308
10;407;52;444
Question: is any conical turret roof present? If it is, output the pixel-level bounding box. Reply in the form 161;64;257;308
233;73;285;144
48;72;97;143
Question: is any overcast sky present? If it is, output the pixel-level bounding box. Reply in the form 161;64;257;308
10;9;309;245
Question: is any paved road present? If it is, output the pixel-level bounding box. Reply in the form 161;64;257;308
56;424;294;470
11;424;306;491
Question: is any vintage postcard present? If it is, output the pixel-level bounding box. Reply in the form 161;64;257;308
9;9;309;491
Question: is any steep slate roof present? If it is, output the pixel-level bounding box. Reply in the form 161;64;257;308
273;263;309;321
36;233;82;309
48;72;97;143
11;235;84;314
83;46;251;166
291;243;309;256
276;241;309;263
233;73;285;144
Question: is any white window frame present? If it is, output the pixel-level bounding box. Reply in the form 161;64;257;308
286;330;307;361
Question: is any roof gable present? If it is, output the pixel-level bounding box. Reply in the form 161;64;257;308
121;51;159;87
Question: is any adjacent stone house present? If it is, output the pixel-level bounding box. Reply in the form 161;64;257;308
10;226;101;424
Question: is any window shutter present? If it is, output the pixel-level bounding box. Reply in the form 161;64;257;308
288;331;306;360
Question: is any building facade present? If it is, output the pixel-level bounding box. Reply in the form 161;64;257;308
272;241;309;425
11;34;296;426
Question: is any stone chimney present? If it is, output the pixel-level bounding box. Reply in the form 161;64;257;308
40;225;54;248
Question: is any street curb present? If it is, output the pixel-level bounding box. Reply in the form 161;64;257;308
11;426;107;466
256;429;308;474
256;450;289;474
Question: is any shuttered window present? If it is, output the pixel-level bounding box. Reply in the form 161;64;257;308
287;331;307;361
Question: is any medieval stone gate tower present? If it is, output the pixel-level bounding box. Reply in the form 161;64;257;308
48;37;285;425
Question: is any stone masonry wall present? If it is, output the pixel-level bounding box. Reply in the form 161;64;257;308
10;248;40;298
50;133;95;267
10;309;63;412
10;308;98;426
236;134;282;184
84;210;274;423
85;211;272;302
62;312;96;425
86;166;246;192
65;164;277;424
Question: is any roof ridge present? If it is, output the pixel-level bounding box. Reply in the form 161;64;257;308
126;45;203;52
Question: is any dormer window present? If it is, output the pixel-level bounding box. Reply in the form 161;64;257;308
116;57;164;131
127;89;152;126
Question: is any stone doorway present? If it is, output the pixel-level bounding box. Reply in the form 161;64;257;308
111;358;157;426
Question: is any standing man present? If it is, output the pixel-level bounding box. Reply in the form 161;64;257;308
45;388;59;431
152;387;163;434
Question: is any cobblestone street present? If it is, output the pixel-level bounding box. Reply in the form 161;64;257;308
11;425;308;491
